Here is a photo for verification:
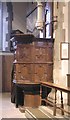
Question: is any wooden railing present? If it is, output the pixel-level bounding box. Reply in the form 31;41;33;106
40;81;70;116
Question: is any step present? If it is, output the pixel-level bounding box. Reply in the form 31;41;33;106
25;107;52;120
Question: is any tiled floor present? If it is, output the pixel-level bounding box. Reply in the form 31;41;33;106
0;93;70;119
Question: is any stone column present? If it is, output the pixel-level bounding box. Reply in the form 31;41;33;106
36;2;44;30
48;2;69;104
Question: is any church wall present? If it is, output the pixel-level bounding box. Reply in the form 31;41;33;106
0;2;27;92
53;2;69;104
2;53;14;92
0;3;14;92
68;2;70;73
12;2;27;33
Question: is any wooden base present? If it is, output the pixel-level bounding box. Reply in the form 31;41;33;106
24;95;41;108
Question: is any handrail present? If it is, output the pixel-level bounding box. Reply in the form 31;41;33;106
41;81;70;93
40;81;70;116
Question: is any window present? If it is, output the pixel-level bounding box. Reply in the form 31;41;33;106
0;2;3;50
45;2;53;38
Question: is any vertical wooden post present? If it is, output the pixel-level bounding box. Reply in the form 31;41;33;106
40;85;42;105
53;89;57;116
61;91;64;115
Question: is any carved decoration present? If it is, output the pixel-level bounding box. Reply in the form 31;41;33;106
14;37;54;83
16;44;31;62
46;63;53;82
46;42;53;62
33;63;53;82
34;64;47;82
16;64;31;81
34;47;46;62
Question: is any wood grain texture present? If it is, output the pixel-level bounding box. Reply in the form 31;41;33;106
12;35;54;107
24;95;41;107
2;55;14;92
14;39;54;83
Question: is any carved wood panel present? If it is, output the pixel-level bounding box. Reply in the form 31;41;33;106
15;64;32;82
34;63;53;82
14;38;54;83
46;63;53;82
46;42;53;62
33;42;46;63
34;47;46;62
12;35;54;108
34;64;47;82
16;44;32;62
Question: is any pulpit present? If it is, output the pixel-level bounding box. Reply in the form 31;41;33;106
11;34;54;107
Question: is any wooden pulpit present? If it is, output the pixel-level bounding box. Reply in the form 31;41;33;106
11;34;54;107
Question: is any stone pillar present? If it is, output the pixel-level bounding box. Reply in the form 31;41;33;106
36;2;44;30
48;2;69;104
67;1;70;106
68;2;70;73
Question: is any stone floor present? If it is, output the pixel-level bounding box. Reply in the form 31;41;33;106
0;93;70;119
0;93;26;119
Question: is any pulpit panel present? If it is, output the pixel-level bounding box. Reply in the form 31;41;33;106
33;47;46;63
46;42;53;62
16;44;32;62
46;63;53;82
15;64;32;82
34;64;47;82
33;42;46;63
12;35;54;83
33;63;53;82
